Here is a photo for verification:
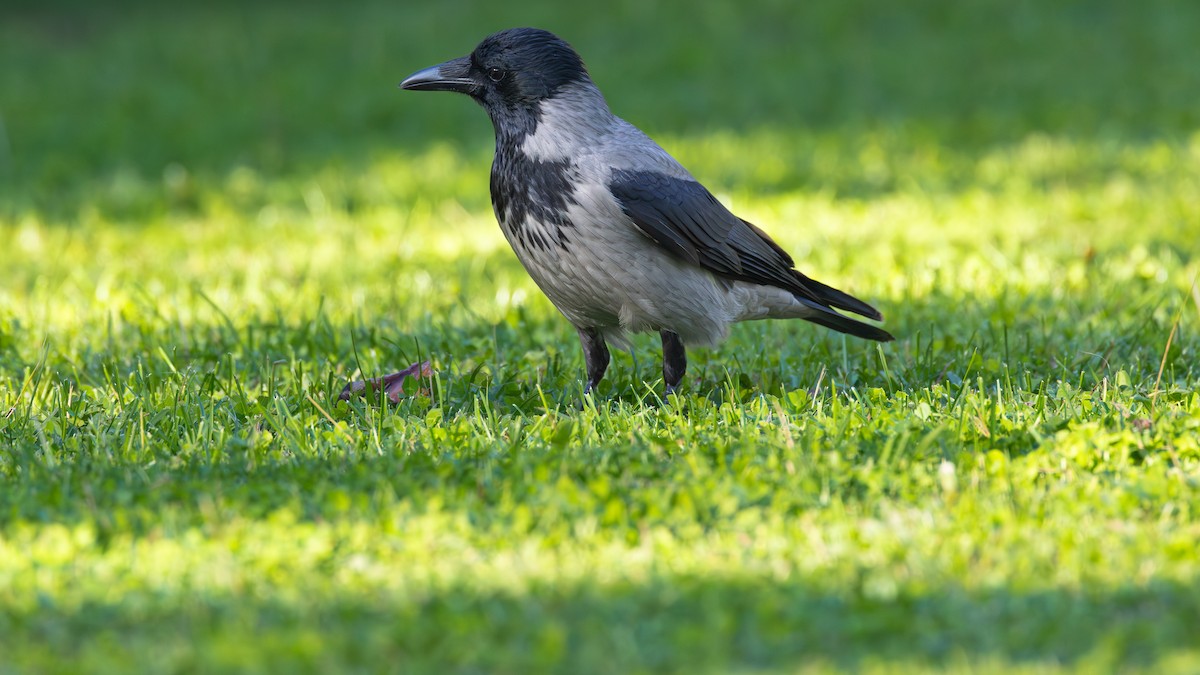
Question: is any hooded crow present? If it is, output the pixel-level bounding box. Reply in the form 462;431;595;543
398;27;893;396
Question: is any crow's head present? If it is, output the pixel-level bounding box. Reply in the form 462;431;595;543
401;28;590;128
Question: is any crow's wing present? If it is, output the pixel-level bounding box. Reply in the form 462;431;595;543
609;169;887;326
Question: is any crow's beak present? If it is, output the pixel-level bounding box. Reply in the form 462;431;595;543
399;56;476;93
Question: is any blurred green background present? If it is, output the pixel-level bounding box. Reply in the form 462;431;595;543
2;1;1199;673
5;0;1198;219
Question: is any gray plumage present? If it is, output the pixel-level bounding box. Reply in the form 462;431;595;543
401;27;893;394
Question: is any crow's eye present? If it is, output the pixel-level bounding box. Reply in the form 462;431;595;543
487;67;506;82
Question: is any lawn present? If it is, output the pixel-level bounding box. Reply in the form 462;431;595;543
2;0;1199;672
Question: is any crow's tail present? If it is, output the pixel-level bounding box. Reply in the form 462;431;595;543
796;296;895;342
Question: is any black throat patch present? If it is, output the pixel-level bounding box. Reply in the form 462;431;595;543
490;139;579;253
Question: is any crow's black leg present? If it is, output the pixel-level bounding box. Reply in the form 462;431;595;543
661;330;686;394
576;326;610;394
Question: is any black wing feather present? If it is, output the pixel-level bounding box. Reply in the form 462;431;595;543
610;169;892;339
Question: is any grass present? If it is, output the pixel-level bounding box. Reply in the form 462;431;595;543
2;0;1199;672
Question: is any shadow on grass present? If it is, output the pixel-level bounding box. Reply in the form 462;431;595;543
4;572;1197;671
